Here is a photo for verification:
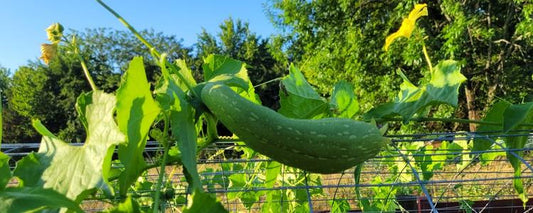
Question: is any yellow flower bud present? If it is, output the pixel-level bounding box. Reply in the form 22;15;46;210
46;23;64;44
40;43;58;65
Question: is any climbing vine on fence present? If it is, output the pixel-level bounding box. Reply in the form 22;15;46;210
0;1;532;212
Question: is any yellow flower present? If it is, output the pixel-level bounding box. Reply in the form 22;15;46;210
384;4;428;51
40;43;57;65
46;23;64;44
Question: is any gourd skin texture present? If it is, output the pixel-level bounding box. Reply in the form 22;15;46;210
201;83;388;174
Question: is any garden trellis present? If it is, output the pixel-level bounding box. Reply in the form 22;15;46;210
4;130;533;212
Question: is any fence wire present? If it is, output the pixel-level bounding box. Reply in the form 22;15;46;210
3;130;533;212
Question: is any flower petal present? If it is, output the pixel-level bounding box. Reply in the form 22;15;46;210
384;3;428;51
40;43;57;65
408;4;428;21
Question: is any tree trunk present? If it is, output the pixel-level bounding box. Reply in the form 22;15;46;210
464;84;479;132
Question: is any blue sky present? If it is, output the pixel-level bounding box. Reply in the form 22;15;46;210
0;1;278;71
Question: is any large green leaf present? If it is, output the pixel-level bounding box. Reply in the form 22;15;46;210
278;64;328;119
503;103;533;204
0;187;83;212
174;59;197;91
506;133;529;204
116;57;161;196
183;189;228;213
330;80;359;118
365;60;466;122
203;54;250;91
473;101;532;204
155;74;202;190
503;102;533;133
0;152;10;190
13;91;125;201
472;101;511;151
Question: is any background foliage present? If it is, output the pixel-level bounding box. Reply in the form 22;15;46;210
1;0;532;140
267;0;532;131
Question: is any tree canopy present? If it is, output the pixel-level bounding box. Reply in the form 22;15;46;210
267;0;533;131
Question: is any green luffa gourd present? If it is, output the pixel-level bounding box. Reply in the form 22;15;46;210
201;83;388;173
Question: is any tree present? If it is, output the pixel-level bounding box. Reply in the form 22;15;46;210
0;66;10;106
267;0;533;130
195;18;285;108
3;66;44;142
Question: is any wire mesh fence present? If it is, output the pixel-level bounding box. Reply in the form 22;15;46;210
3;130;533;212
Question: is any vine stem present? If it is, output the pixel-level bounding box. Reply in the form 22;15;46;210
68;36;98;91
422;44;433;74
153;114;170;213
95;0;198;97
77;53;98;91
254;77;283;88
95;0;157;58
376;116;533;127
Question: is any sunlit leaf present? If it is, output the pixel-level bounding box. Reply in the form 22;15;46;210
330;80;359;118
174;59;198;90
0;187;83;212
116;57;161;196
13;91;125;202
203;54;250;91
279;64;328;119
365;60;466;122
384;4;428;51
